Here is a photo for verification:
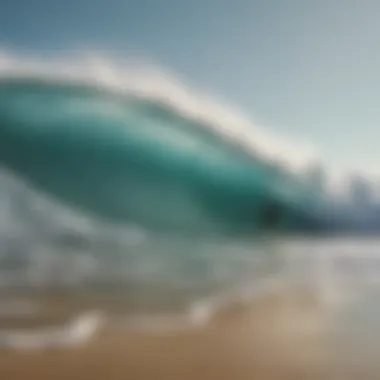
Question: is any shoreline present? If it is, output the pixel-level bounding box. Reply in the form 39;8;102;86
0;287;330;379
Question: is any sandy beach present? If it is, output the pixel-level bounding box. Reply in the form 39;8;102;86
0;288;332;380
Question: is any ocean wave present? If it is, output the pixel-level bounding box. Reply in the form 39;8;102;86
0;50;330;234
0;51;373;311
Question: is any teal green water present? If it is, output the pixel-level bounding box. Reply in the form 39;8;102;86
0;78;323;234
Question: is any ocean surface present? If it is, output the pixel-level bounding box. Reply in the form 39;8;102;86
0;53;379;372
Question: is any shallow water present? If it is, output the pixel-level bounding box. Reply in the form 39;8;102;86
0;161;380;373
1;233;380;380
0;234;378;337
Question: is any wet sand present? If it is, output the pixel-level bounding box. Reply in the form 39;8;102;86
0;289;331;380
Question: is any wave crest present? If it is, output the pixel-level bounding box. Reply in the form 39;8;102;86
0;50;317;172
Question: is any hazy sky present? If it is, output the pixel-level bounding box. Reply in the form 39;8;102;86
0;0;379;175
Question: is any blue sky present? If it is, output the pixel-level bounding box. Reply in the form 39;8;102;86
0;0;379;175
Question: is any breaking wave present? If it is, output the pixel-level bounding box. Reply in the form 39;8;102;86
0;50;332;235
0;51;378;349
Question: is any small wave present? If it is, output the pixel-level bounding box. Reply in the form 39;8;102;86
0;311;104;350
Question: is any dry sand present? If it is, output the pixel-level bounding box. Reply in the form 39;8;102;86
0;288;336;380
